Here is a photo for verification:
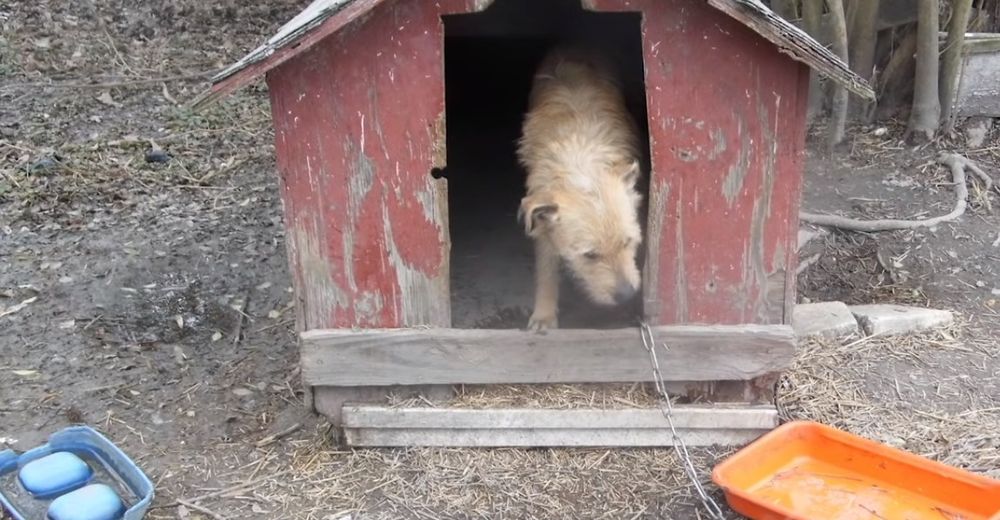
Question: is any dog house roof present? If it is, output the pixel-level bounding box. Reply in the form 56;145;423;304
194;0;874;108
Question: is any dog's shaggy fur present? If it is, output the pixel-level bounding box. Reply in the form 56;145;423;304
516;46;644;331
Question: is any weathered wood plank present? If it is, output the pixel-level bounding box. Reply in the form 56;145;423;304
300;324;796;386
344;404;777;429
953;34;1000;118
266;0;487;421
590;0;807;326
342;405;778;447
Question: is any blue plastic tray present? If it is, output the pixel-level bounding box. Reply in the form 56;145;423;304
0;426;153;520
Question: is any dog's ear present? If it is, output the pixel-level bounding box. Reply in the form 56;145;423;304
613;159;641;187
518;194;559;236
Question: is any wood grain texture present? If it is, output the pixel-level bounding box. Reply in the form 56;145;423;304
600;0;808;326
300;324;796;386
342;405;778;447
953;36;1000;118
267;0;486;420
269;0;463;331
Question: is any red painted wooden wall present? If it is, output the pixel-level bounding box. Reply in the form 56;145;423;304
266;0;807;332
591;0;809;326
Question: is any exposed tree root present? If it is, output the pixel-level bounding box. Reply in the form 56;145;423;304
800;153;994;232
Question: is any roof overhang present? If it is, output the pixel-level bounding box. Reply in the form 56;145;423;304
191;0;874;109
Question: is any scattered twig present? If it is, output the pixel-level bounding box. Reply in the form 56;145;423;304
800;153;993;232
176;499;228;520
254;318;294;333
161;83;179;105
82;383;127;394
152;469;294;510
197;158;247;186
0;297;38;318
796;253;822;275
231;293;250;345
82;315;103;331
255;422;302;448
0;71;214;92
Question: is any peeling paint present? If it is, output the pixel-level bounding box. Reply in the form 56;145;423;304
708;127;726;160
721;115;750;205
677;148;698;162
764;242;787;323
382;203;450;326
471;0;496;12
673;188;688;323
415;183;439;223
642;181;670;320
747;91;781;323
354;290;385;324
343;142;375;292
431;110;447;169
367;87;391;161
291;219;348;329
347;146;375;213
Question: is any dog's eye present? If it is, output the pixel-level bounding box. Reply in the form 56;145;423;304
583;251;601;261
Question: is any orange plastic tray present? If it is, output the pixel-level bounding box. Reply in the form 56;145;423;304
712;420;1000;520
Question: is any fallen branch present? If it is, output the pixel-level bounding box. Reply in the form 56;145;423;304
255;422;302;448
150;469;294;510
176;499;228;520
796;253;822;276
800;153;993;232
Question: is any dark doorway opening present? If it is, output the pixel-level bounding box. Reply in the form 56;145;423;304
442;0;651;329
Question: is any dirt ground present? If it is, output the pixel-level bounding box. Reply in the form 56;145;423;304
2;2;999;519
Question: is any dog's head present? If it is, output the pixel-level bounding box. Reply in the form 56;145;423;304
519;159;643;306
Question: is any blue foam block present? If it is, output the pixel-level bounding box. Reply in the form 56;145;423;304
18;451;92;498
47;483;124;520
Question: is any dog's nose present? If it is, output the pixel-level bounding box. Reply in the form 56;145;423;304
613;280;637;304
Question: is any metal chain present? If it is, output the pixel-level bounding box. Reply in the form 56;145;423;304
640;321;728;520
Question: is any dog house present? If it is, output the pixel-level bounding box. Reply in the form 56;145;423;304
197;0;872;446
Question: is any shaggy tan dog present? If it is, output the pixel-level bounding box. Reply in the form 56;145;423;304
516;46;644;331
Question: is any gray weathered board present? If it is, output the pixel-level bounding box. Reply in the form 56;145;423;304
300;324;796;387
952;33;1000;118
342;405;779;447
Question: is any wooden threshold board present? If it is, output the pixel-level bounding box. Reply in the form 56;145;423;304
341;404;779;447
300;324;795;387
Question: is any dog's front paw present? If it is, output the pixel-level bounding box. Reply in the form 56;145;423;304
527;311;558;333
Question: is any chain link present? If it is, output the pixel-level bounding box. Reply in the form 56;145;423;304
639;321;728;520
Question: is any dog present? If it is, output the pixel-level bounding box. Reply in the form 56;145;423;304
516;46;644;332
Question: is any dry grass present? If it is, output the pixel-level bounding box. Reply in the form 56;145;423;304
779;321;1000;479
282;440;736;520
388;382;662;410
141;320;1000;519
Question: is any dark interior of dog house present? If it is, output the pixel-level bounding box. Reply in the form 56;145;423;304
441;0;652;330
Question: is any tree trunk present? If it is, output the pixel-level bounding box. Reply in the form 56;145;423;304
802;0;826;122
907;0;941;142
849;0;880;81
845;0;860;41
848;0;881;118
771;0;798;19
876;27;918;120
827;0;850;149
940;0;975;132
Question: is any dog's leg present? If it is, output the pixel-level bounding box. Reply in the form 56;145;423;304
528;237;560;332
